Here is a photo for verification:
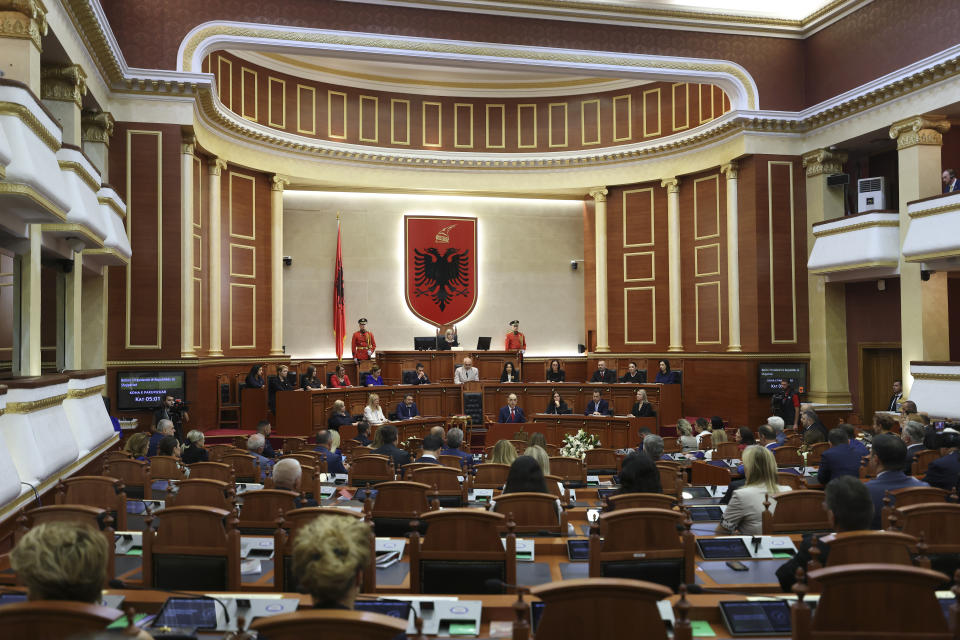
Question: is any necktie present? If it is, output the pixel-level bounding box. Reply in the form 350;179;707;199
511;408;515;420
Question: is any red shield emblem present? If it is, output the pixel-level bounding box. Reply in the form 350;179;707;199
405;216;477;327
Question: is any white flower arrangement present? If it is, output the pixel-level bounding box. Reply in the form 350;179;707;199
559;429;600;460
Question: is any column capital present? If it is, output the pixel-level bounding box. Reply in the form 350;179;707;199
661;178;680;193
208;158;227;176
720;161;739;180
588;187;608;202
272;175;290;192
81;110;114;145
40;63;87;106
801;148;848;177
889;115;951;150
0;0;48;51
180;125;196;155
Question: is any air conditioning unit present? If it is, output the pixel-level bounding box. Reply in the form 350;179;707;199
857;177;887;213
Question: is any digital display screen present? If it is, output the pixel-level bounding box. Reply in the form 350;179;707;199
681;486;712;498
566;539;589;561
354;600;412;621
597;488;618;501
0;593;27;605
758;363;807;395
531;602;546;633
117;371;185;410
720;601;791;635
697;538;751;559
688;506;724;522
153;598;217;629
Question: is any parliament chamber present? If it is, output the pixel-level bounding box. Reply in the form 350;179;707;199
4;0;960;638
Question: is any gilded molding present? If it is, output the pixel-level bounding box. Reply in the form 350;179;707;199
811;220;899;238
908;202;960;219
62;0;122;82
6;392;67;414
81;110;115;145
271;175;290;192
720;161;739;180
661;178;680;193
801;148;847;177
889;115;951;150
0;102;60;152
66;384;105;399
0;0;48;51
209;158;228;176
588;187;607;202
40;223;104;246
82;246;129;265
106;355;291;367
40;63;88;107
808;260;899;274
97;195;126;221
58;160;100;192
0;182;66;220
912;372;960;382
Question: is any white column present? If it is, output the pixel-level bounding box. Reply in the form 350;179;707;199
720;162;741;352
207;158;226;356
64;250;82;369
180;131;196;358
14;225;42;376
589;187;610;353
0;0;46;94
81;111;114;183
663;178;682;352
40;64;86;146
270;176;289;356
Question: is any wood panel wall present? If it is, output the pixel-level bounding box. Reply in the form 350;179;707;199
681;169;727;351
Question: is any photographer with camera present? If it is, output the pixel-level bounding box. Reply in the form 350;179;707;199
154;394;189;442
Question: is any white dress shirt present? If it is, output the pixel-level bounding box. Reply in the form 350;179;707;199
363;405;387;424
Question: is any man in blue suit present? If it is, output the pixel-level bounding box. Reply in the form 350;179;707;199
865;434;927;529
396;394;419;420
817;428;863;485
414;434;443;464
314;429;348;475
584;390;612;416
441;427;473;468
498;393;526;423
841;423;869;461
923;430;960;490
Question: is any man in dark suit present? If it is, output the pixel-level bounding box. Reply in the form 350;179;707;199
257;420;277;458
272;458;318;508
902;420;926;474
353;420;372;446
412;363;430;385
887;379;903;412
923;430;960;490
396;394;419;420
372;423;412;469
584;390;612;416
414;434;443;464
801;410;829;442
314;429;348;475
942;169;960;193
441;426;473;468
817;428;863;485
840;423;869;461
864;434;927;528
498;393;526;423
590;360;617;384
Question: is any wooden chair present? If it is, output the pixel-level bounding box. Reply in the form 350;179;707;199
167;479;236;511
102;458;151;499
438;454;464;469
283;452;322;468
409;466;467;507
232;435;249;449
0;601;124;640
349;455;395;487
491;492;567;534
762;490;830;534
18;505;115;584
408;509;517;594
584;448;619;475
776;471;805;491
690;461;732;486
237;489;301;534
783;434;802;448
471;463;510;489
282;437;307;453
249;609;406;640
54;476;127;530
104;450;131;465
890;505;960;592
881;486;949;529
912;449;942;476
216;372;241;430
401;462;440;477
206;443;234;462
222;453;263;483
588;507;695;591
530;578;673;640
714;442;740;460
142;506;241;591
793;564;953;640
661;437;681;454
773;446;803;467
509;439;527;454
369;481;432;537
807;442;830;465
606;492;676;511
274;507;376;593
544;474;566;500
698;433;712;450
148;455;185;481
186;461;234;483
824;530;918;568
549;456;587;487
656;461;685;496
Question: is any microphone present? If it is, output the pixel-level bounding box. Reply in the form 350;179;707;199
108;579;232;624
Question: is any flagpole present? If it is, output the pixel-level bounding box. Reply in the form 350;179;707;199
333;212;345;363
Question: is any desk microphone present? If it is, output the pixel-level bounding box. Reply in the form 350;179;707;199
108;579;232;624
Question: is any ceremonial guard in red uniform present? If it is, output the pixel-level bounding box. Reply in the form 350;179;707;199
351;318;377;361
505;320;526;352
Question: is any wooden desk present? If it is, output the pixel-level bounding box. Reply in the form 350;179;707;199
483;414;654;449
240;386;268;429
378;350;522;384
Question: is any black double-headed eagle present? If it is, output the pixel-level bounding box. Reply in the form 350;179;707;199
413;247;471;311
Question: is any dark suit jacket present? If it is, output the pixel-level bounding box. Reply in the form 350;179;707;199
776;534;830;592
544;400;572;415
374;444;412;469
353;434;372;446
414;455;440;464
584;399;612;416
923;451;960;491
412;373;431;385
619;371;645;384
817;444;863;485
546;370;566;383
268;376;292;410
328;412;353;431
849;438;869;461
314;446;347;475
294;496;319;508
865;471;927;528
262;439;277;459
887;392;903;411
631;402;656;417
441;446;473;467
396;402;419;419
181;446;209;464
498;406;527;423
904;443;925;474
590;369;616;383
147;431;164;457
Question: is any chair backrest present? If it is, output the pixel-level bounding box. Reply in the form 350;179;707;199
509;439;528;453
544;474;565;499
0;601;124;640
826;531;917;568
402;462;439;476
102;458;151;499
895;503;960;552
408;509;517;594
699;433;712;450
148;455;185;481
661;436;680;453
715;442;740;459
409;466;466;506
282;437;307;453
530;578;672;640
186;461;235;483
549;457;587;485
168;479;236;511
221;453;262;483
238;489;301;533
492;492;566;534
589;507;695;590
607;492;676;511
912;449;941;476
20;505;115;585
249;609;407;640
55;476;127;530
472;463;510;489
773;445;803;467
656;462;685;495
104;450;131;465
283;452;322;467
776;471;804;491
206;444;234;462
584;448;619;473
881;486;949;529
142;506;241;591
369;481;432;519
762;490;830;534
690;461;732;486
349;455;395;487
438;454;463;469
806;441;830;465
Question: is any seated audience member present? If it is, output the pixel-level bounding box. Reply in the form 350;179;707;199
502;455;550;494
372;424;412;469
865;433;928;529
498;393;526;423
636;427;652;452
268;364;294;412
328;400;357;431
631;388;656;418
292;515;373;609
757;424;778;451
590;360;616;384
273;458;318;508
619;362;644;384
429;425;445;440
329;364;352;388
147;420;175;457
247;433;275;480
654;359;680;384
616;452;662;494
817;428;863;485
546;359;566;383
124;432;150;461
442;427;473;467
875;413;897;435
767;416;786;445
525;444;551;476
840;423;869;460
704;429;729;461
499;362;520;383
353;420;372;446
677;419;698;452
300;365;326;390
412;363;430;385
415;434;443;464
902;420;926;473
801;427;826;452
716;446;791;536
363;365;384;387
395;394;419;420
363;393;387;424
544;391;572;415
694;417;711;444
454;357;480;384
801;409;829;442
314;430;349;475
584;390;612;416
157;435;180;458
735;427;756;451
257;420;277;458
899;400;918;416
923;429;960;490
775;476;874;591
643;435;670;461
489;440;518;466
528;432;547;449
180;430;209;464
244;364;265;388
329;430;344;455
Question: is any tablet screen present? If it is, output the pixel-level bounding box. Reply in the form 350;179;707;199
687;506;724;522
153;598;218;629
354;599;412;621
697;537;751;559
566;539;589;561
720;601;791;635
597;488;618;501
682;486;711;498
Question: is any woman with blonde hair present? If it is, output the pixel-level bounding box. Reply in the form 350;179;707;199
525;444;551;476
489;439;518;465
292;515;373;608
124;432;150;461
363;393;386;424
677;419;698;452
716;445;791;535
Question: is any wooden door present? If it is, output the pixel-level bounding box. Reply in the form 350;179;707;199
860;345;901;417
